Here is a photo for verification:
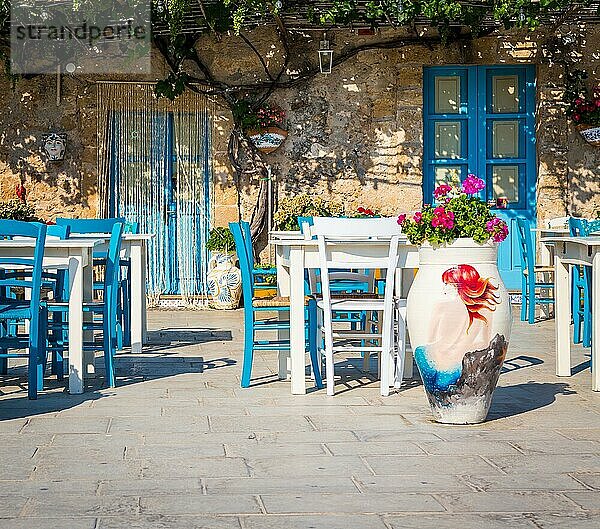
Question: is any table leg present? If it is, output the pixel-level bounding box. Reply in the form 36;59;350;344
83;249;95;375
130;241;145;353
140;242;148;345
554;254;571;377
592;254;600;391
289;245;306;395
68;255;84;394
276;245;290;379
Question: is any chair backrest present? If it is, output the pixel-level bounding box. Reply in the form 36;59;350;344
298;216;314;239
103;222;125;314
515;217;535;278
56;217;126;234
30;223;70;240
0;220;47;321
311;217;402;329
569;217;589;237
230;221;255;305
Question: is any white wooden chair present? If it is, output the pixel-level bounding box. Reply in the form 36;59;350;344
310;217;407;396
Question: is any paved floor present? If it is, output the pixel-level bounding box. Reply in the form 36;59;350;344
0;308;599;529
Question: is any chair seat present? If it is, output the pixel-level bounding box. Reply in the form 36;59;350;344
0;301;32;320
252;295;312;308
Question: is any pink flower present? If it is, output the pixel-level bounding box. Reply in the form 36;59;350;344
433;184;452;200
397;214;406;224
413;212;422;223
486;217;509;242
462;174;486;195
575;98;584;106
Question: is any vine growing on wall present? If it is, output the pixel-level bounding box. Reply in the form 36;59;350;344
148;1;593;246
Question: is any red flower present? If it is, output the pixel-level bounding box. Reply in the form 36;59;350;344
397;214;406;224
574;113;581;122
413;212;422;223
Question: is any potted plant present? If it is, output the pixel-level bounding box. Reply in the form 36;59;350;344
565;69;600;146
238;101;288;154
206;227;242;310
397;175;512;424
273;194;343;231
0;199;40;221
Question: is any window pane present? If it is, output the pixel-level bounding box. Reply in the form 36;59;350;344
492;75;519;113
435;122;461;159
492;120;519;158
492;165;519;203
435;76;460;114
435;166;462;189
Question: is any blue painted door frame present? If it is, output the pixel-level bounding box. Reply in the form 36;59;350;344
423;65;537;290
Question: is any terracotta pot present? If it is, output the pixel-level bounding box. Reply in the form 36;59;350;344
407;239;512;424
247;127;288;154
207;252;242;309
577;124;600;146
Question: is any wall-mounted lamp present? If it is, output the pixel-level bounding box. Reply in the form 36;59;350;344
318;33;333;74
42;132;67;161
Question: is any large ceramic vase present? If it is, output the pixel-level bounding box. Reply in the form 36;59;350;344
207;252;242;309
407;239;512;424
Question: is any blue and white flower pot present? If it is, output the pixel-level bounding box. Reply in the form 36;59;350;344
207;252;242;310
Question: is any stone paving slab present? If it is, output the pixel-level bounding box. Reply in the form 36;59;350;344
0;519;96;529
97;515;243;529
1;307;599;527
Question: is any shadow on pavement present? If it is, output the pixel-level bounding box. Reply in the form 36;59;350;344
487;381;576;420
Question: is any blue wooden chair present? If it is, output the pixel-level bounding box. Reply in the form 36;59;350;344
569;218;592;347
56;217;135;349
230;221;322;389
48;222;125;387
516;217;555;323
0;220;48;399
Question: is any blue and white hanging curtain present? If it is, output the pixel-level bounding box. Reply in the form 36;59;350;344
97;83;214;306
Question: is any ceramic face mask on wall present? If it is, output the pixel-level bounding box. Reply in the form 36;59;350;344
42;133;67;161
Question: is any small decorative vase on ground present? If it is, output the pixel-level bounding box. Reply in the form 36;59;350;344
247;127;288;154
407;239;512;424
207;252;242;309
577;124;600;146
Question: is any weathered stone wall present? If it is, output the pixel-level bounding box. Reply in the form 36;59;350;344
1;26;599;228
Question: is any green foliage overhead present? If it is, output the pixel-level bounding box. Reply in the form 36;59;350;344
153;0;593;40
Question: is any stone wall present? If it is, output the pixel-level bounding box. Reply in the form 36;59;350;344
1;25;599;228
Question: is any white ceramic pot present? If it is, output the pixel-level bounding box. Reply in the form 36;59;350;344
207;252;242;310
407;239;512;424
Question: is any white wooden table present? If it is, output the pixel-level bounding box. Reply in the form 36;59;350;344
269;231;419;395
533;228;569;266
0;238;100;394
542;236;600;391
68;233;152;353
